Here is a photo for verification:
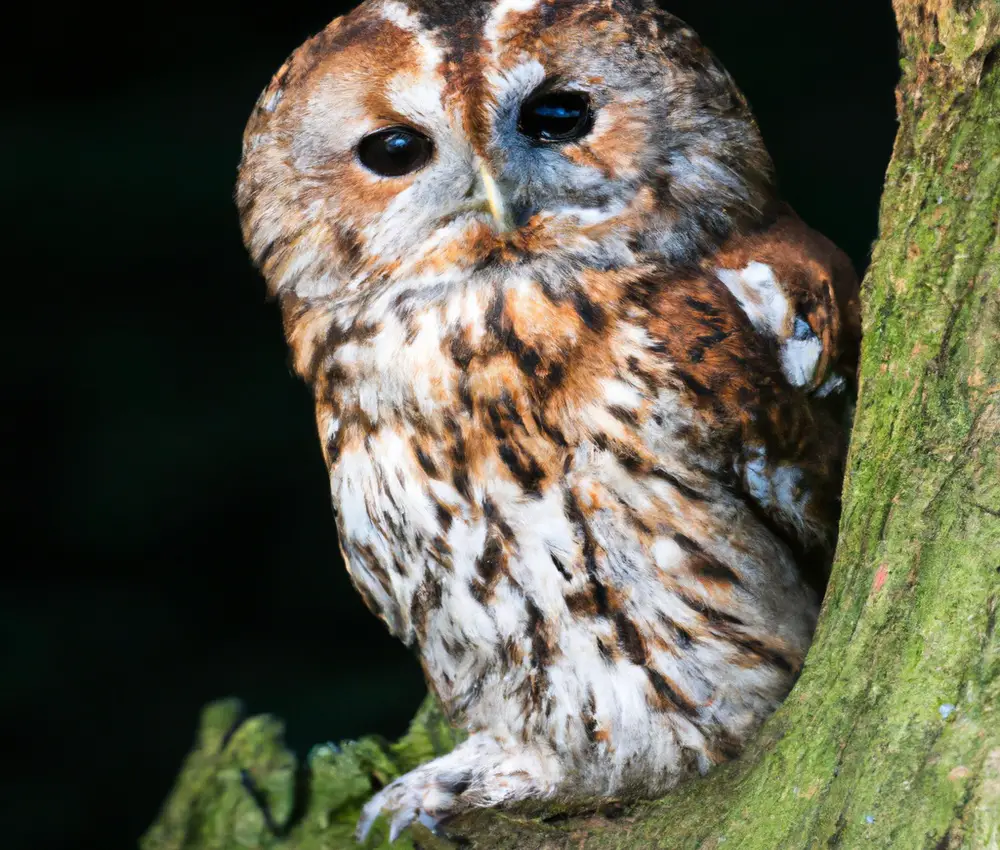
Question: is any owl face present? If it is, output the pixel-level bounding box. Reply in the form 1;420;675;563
238;0;773;308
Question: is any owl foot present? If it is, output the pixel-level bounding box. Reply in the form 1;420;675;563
356;734;560;843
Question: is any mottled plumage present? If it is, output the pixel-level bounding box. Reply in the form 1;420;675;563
236;0;860;839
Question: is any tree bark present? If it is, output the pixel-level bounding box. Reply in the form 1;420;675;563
142;2;1000;847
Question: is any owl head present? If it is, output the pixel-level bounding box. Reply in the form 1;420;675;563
237;0;773;314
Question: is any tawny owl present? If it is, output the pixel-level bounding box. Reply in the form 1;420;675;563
236;0;860;840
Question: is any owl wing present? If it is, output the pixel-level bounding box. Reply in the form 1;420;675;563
705;211;859;584
638;213;859;589
709;209;861;399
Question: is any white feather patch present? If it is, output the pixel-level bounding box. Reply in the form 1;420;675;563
715;261;823;387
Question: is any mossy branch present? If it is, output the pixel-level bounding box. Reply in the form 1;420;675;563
141;695;463;850
143;2;1000;848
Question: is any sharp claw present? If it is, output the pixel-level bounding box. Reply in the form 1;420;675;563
389;808;416;842
417;810;443;835
355;801;380;843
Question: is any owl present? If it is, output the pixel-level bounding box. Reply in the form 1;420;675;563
236;0;860;841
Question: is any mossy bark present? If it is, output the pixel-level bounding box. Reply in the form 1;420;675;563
142;2;1000;848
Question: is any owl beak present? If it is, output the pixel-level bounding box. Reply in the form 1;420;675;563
478;166;515;232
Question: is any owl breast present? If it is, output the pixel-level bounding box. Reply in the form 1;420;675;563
315;261;819;793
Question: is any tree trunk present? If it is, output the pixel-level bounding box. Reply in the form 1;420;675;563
142;2;1000;848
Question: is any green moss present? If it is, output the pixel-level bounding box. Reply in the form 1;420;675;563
939;5;992;67
141;696;463;850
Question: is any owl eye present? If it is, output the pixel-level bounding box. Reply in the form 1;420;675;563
357;127;433;177
518;91;593;144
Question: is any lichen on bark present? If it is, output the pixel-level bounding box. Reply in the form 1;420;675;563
142;2;1000;847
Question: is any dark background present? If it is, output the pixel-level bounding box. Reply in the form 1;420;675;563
4;2;898;848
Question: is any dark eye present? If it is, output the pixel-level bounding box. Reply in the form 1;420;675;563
357;127;433;177
518;91;593;143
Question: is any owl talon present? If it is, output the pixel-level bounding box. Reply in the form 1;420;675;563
355;780;425;843
389;808;417;842
355;796;381;843
354;737;558;843
356;776;441;843
416;810;443;835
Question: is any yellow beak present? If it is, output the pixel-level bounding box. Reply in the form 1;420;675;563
479;166;513;231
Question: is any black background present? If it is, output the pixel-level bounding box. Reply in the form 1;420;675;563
4;2;898;848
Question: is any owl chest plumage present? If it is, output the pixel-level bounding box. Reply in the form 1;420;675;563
316;264;818;790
